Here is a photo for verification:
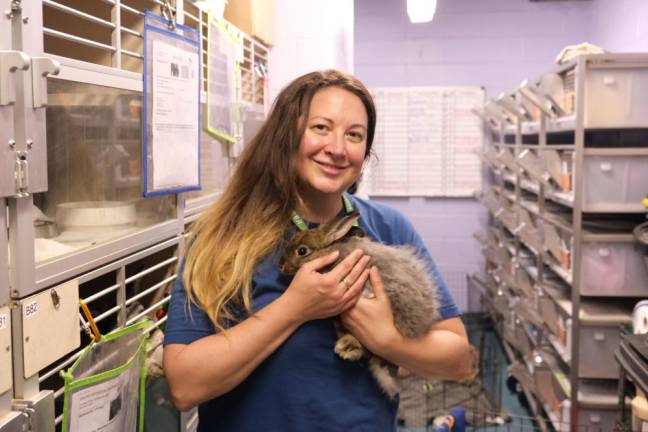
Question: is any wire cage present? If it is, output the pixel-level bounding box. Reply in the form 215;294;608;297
396;313;627;432
397;312;508;431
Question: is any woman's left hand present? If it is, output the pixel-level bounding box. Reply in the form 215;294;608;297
340;267;400;356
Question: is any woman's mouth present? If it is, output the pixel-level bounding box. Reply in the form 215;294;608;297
314;160;345;176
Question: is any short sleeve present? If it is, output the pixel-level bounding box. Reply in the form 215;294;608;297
163;263;217;345
392;213;461;320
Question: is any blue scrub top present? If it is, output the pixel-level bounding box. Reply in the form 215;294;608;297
164;194;460;432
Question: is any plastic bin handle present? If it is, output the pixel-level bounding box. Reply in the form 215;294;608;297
599;162;612;172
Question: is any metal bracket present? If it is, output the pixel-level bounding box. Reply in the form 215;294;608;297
4;0;21;20
13;150;28;197
518;81;559;119
12;390;54;432
0;50;30;106
161;0;176;30
30;57;60;109
512;222;527;235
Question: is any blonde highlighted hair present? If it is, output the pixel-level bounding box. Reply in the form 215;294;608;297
184;70;377;330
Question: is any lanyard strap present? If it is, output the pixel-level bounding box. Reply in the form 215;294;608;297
291;195;356;232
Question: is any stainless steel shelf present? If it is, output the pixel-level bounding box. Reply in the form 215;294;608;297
478;53;648;425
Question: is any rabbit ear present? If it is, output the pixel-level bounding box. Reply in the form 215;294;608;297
323;211;361;244
348;225;365;238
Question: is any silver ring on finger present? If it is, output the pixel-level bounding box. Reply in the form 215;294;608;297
342;278;351;290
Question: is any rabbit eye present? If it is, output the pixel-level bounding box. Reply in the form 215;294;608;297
296;246;311;257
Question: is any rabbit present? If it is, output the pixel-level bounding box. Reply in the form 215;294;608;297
278;210;441;398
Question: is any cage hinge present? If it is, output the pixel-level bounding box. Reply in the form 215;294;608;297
4;0;21;20
14;149;29;197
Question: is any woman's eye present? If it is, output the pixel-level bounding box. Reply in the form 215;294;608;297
313;124;328;132
347;131;364;141
296;246;311;257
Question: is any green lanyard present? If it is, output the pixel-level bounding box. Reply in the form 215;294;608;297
291;195;356;232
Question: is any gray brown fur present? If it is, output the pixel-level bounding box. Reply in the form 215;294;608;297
279;211;441;397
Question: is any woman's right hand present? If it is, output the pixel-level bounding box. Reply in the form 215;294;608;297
283;249;371;324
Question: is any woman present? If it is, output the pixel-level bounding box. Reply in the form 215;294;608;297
163;70;473;431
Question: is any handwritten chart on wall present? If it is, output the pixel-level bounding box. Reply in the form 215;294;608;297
365;86;483;197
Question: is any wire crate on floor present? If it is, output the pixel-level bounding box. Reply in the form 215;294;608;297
397;313;627;432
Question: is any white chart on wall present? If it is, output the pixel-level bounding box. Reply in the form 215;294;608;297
365;86;484;197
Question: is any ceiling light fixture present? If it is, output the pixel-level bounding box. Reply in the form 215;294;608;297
407;0;438;24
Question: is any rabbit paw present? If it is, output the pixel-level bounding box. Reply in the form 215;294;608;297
335;334;364;361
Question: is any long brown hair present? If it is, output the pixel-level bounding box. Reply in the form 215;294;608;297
184;69;376;329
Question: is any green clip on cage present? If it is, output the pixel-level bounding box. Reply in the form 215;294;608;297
60;320;151;432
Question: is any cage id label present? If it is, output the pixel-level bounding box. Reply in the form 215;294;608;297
0;313;7;330
24;300;38;318
22;279;80;377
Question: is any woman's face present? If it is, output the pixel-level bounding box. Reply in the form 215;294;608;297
296;86;368;200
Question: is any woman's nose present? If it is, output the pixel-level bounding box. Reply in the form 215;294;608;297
325;131;346;156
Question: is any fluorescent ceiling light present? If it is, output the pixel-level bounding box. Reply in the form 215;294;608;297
407;0;437;24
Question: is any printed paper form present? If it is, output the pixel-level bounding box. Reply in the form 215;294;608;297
367;86;483;197
68;363;139;432
209;27;233;127
151;38;200;189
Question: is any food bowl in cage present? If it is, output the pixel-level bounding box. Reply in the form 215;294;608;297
56;201;137;241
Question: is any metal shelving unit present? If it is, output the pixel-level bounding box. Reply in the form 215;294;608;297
475;53;648;431
1;1;269;430
0;1;25;428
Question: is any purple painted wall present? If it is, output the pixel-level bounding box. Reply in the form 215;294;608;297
589;0;648;52
354;0;647;312
355;0;595;97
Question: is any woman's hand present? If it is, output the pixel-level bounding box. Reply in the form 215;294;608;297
283;249;371;324
340;267;399;356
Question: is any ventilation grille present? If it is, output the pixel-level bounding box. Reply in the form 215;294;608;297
37;239;180;428
42;0;268;104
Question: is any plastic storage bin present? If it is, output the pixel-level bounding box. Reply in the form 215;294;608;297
582;155;648;213
580;241;648;296
577;303;631;379
584;67;648;128
578;325;624;379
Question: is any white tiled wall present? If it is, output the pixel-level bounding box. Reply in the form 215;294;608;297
267;0;354;103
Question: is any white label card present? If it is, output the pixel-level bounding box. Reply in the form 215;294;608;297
0;314;7;330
